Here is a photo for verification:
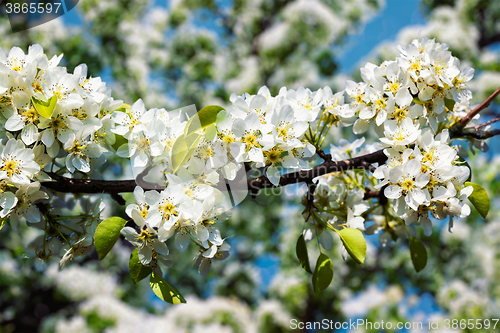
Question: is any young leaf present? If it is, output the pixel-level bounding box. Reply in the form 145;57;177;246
412;97;426;105
114;103;131;113
296;234;312;274
409;236;427;273
150;272;187;304
171;132;202;172
444;98;455;112
111;134;127;152
184;105;225;135
337;228;366;264
312;253;334;293
31;96;57;118
204;124;217;142
94;216;128;260
465;182;490;219
129;248;152;284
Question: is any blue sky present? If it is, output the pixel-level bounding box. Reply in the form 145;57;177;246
337;0;426;73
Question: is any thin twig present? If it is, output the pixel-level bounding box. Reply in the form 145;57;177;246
476;116;500;129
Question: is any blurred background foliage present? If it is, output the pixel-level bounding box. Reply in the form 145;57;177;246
1;0;500;332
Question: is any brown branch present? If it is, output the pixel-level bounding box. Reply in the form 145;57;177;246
360;161;376;173
363;189;380;200
43;173;138;196
41;148;389;200
247;148;388;195
316;149;331;161
363;185;388;205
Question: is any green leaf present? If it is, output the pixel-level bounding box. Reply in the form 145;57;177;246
296;234;312;274
465;182;490;219
94;216;128;260
31;96;57;118
444;98;455;112
409;236;427;273
115;103;131;113
312;253;334;293
204;124;217;142
171;132;202;173
184;105;225;135
129;248;152;284
150;273;187;304
412;97;426;105
111;134;127;152
444;98;455;111
0;218;6;232
337;228;366;264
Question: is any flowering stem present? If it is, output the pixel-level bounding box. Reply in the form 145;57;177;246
318;121;334;148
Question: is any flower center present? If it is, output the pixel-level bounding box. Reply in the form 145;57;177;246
409;61;422;73
375;97;386;110
159;202;178;220
387;81;400;95
400;177;415;193
242;132;260;152
129;118;140;131
136;138;150;152
140;206;148;219
433;60;445;76
21;107;39;123
422;148;437;164
221;132;236;144
277;123;291;141
163;138;174;151
49;115;67;128
264;148;283;165
69;141;86;156
138;228;153;243
393;107;407;122
1;159;20;178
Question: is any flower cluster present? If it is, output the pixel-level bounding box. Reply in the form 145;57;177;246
117;82;364;275
309;37;477;245
112;102;237;275
0;46;118;197
117;85;332;274
0;44;120;260
347;36;474;138
223;86;320;185
374;128;471;235
0;37;488;280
